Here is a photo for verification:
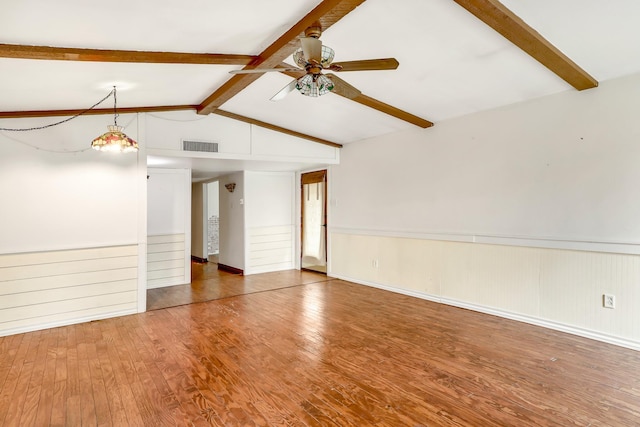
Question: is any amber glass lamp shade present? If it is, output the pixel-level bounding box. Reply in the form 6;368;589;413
91;125;138;153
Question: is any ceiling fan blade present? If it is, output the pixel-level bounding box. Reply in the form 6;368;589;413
329;58;399;72
230;67;299;74
300;37;322;63
325;74;361;99
270;79;298;102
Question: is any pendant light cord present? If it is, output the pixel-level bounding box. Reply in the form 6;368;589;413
113;86;118;126
0;88;116;132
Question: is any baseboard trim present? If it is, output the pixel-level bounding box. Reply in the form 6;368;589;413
147;279;188;289
329;273;640;352
245;265;295;276
218;263;243;275
191;255;208;263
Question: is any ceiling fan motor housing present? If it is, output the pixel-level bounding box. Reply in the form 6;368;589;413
304;26;322;39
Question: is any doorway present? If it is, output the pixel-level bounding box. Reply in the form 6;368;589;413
206;181;220;264
301;170;327;273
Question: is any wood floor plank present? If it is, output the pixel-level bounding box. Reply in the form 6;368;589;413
93;327;128;425
88;317;144;427
129;323;182;409
17;328;53;427
117;384;146;427
118;320;177;426
0;334;23;391
2;361;36;427
1;331;41;426
50;331;69;427
76;322;97;426
0;332;31;426
108;318;138;386
33;328;59;426
49;380;66;427
63;324;79;425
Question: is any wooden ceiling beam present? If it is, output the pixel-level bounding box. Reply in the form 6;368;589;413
350;94;433;128
453;0;597;90
0;43;256;65
0;105;341;147
0;105;198;119
213;110;342;148
196;0;367;115
281;67;434;128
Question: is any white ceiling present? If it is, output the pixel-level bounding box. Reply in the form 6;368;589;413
3;0;640;176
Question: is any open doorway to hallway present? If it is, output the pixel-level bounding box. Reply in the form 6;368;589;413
301;170;327;274
206;181;220;265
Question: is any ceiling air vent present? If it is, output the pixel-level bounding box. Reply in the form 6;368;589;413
182;140;219;153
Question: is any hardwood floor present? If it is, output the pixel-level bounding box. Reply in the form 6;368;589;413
1;273;640;426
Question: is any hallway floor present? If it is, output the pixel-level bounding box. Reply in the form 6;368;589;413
146;262;330;311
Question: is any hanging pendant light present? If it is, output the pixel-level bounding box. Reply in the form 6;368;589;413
91;86;138;153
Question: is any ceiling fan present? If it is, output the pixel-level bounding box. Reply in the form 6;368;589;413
229;26;399;101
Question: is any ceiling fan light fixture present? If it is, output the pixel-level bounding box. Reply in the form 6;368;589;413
296;74;335;97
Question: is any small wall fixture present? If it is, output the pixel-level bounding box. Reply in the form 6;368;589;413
225;183;236;193
91;86;138;153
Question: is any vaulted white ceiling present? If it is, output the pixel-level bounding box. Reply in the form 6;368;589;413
2;0;640;148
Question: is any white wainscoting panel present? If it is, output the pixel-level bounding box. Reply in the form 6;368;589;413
247;226;294;274
0;245;138;336
539;249;640;339
378;236;442;296
147;234;187;289
466;243;542;316
330;232;640;350
330;233;380;283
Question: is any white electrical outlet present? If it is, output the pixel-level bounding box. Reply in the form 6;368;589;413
372;259;379;268
603;294;616;309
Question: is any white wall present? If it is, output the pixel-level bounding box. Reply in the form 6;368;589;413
332;72;640;246
148;168;190;236
218;172;245;271
144;110;340;164
329;71;640;350
0;113;146;336
147;168;191;288
245;171;296;275
0;114;141;254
